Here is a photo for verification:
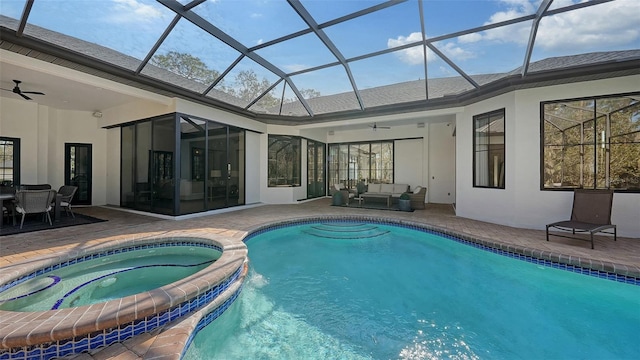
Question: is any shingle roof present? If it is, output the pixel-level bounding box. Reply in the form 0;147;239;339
278;50;640;117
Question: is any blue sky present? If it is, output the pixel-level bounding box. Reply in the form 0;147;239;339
1;0;638;99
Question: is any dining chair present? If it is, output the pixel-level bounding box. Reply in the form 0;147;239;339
14;190;57;229
56;185;78;218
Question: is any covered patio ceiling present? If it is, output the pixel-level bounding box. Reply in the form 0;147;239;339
1;0;639;125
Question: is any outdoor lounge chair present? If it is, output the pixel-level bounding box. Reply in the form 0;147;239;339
546;189;617;249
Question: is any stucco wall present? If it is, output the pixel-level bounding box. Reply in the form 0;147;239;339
455;75;640;237
0;97;108;205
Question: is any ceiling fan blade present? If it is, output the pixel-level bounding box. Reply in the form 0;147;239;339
21;91;45;95
19;93;32;100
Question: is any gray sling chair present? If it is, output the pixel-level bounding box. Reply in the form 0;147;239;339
55;185;78;218
14;189;57;229
546;189;617;249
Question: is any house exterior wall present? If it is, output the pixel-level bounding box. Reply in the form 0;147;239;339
0;97;108;205
2;58;636;235
455;75;640;238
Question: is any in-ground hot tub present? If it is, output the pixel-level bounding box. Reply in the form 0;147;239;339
0;229;248;360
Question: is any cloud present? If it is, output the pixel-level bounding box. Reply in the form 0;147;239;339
388;32;475;64
440;42;476;61
284;64;309;72
109;0;165;23
535;0;640;51
458;0;640;51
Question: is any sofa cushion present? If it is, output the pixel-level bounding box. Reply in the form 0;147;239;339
413;186;422;194
393;184;408;194
368;183;381;193
380;184;394;193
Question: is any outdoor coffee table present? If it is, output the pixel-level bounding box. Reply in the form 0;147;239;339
361;193;392;207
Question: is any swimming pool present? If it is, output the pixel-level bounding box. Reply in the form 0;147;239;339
184;221;640;359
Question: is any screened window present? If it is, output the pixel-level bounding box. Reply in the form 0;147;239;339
328;141;393;191
473;109;505;189
268;135;301;187
542;93;640;191
0;137;20;187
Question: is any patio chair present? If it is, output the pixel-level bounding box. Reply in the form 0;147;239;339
546;189;617;249
14;189;57;229
56;185;78;218
409;186;427;210
333;183;355;205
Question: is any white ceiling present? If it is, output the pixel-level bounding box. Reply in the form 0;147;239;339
0;61;141;112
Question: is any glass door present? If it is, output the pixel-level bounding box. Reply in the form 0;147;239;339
307;140;325;198
207;123;227;210
65;143;92;205
227;127;245;206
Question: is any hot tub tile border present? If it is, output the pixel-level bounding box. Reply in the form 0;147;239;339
0;242;222;294
0;265;243;360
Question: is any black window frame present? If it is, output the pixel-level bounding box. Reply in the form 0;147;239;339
540;92;640;192
268;135;301;187
473;108;506;189
0;136;20;188
328;140;395;191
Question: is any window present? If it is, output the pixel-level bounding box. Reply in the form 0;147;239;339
328;141;394;190
268;135;301;187
0;137;20;187
542;93;640;191
473;109;505;188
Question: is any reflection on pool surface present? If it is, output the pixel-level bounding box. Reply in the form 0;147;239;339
185;222;640;359
0;246;220;312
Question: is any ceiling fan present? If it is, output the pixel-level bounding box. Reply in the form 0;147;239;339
1;80;45;100
369;123;391;131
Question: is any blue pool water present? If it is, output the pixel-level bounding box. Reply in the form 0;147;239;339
0;245;220;312
184;222;640;359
